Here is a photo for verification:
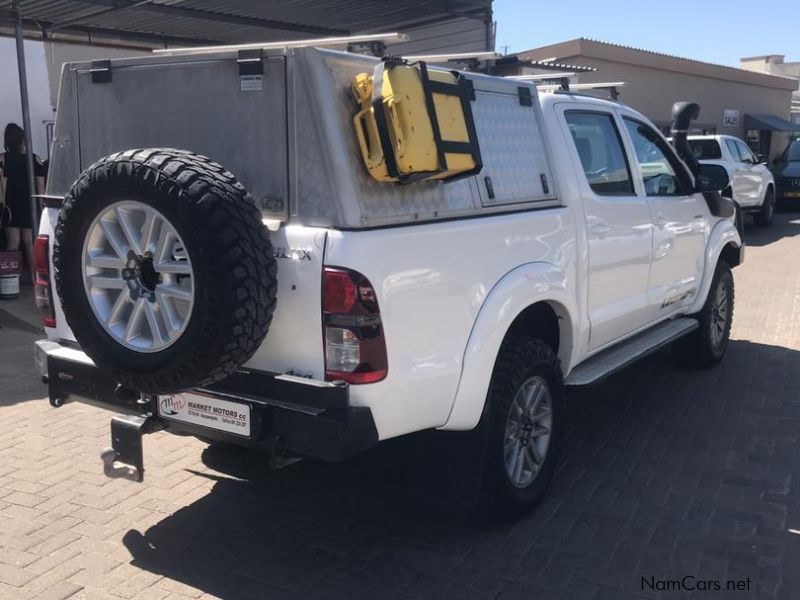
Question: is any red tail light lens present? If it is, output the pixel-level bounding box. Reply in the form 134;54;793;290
323;269;357;314
323;267;387;384
33;235;56;328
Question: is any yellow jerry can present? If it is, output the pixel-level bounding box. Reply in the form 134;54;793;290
352;59;482;183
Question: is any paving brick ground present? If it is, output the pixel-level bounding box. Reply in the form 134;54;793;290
3;209;800;599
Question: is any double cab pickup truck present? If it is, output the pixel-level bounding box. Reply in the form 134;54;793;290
33;45;741;512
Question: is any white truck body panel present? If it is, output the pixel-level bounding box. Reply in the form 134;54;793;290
325;209;576;439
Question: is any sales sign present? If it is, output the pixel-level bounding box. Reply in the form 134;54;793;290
723;109;739;127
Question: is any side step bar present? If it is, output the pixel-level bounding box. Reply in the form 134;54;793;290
566;317;698;387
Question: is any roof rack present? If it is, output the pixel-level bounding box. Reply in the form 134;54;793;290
152;32;409;56
537;81;627;101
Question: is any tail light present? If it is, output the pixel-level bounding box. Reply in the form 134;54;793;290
323;267;387;384
33;235;56;328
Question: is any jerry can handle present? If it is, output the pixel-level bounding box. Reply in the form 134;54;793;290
386;98;408;157
353;107;384;169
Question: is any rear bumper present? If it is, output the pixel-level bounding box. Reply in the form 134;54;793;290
35;339;378;462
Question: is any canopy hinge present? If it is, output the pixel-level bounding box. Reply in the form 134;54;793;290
90;60;112;84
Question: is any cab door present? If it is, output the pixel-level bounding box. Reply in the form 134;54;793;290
734;139;767;204
621;117;707;320
725;138;759;207
561;109;654;351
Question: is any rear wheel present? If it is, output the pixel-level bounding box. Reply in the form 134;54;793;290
482;336;564;513
754;187;775;227
673;261;734;368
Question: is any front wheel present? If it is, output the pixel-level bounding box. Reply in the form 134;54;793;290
482;336;564;513
754;187;775;227
673;261;734;367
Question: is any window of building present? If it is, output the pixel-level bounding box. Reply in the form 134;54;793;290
565;112;634;196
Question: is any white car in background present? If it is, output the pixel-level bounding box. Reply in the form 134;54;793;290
687;135;775;227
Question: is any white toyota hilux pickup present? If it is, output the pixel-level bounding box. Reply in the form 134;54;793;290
33;46;741;513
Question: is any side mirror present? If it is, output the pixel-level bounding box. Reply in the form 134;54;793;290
695;163;729;192
758;154;769;165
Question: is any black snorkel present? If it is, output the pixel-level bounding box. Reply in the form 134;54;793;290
670;101;734;219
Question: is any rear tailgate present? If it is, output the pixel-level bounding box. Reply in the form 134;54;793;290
43;51;329;381
41;207;329;380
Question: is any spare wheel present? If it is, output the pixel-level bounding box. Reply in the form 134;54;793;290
54;149;277;393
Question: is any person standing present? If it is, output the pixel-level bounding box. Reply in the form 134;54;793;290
0;123;46;279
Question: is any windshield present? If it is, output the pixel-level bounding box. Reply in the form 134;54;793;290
782;140;800;162
687;139;722;160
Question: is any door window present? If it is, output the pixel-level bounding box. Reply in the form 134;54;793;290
735;139;756;163
725;139;745;162
624;119;692;197
565;112;634;196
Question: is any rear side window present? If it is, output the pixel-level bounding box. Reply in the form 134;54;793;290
687;139;722;160
565;112;634;196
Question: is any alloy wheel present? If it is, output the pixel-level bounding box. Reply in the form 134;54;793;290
81;200;194;353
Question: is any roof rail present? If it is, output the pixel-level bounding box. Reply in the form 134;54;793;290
405;51;501;62
152;32;409;56
505;72;576;81
537;81;626;90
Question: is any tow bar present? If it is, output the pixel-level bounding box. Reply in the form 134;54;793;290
100;414;163;482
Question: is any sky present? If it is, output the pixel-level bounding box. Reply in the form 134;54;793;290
493;0;798;67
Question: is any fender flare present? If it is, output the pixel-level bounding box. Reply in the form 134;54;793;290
440;262;578;431
689;219;742;314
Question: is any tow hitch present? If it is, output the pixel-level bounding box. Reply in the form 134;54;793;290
101;414;163;482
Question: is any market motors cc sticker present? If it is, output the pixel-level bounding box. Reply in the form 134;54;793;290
160;395;186;416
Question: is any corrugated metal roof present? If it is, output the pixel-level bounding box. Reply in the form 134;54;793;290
0;0;491;46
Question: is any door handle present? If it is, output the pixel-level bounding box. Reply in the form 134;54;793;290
653;215;667;228
588;222;611;236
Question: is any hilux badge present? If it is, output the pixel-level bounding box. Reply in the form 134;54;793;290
272;247;312;261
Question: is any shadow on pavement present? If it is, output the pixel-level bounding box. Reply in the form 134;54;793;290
742;210;800;247
0;297;47;406
122;339;800;600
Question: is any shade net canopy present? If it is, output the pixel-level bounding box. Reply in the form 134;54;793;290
1;0;491;47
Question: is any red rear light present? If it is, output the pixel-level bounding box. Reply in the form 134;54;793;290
33;235;56;328
322;267;387;384
323;269;357;314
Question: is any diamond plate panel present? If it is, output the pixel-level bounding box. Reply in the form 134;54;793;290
472;90;556;207
292;49;559;228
